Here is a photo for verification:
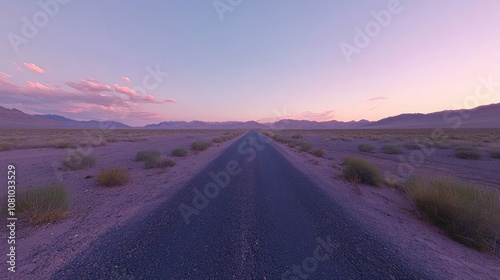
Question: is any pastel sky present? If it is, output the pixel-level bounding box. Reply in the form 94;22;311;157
1;0;500;126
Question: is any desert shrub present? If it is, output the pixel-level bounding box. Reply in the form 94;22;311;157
96;167;130;187
310;149;324;158
454;147;482;160
0;143;12;151
55;140;77;149
342;157;380;186
91;139;107;147
171;148;188;157
212;137;225;143
405;176;500;252
125;137;147;142
491;150;500;159
191;141;211;151
404;142;422;150
358;144;376;153
299;142;313;152
272;134;290;144
105;137;119;143
155;158;176;168
382;145;403;154
145;156;176;169
15;183;70;225
135;149;161;161
292;134;303;139
63;150;96;171
261;131;275;138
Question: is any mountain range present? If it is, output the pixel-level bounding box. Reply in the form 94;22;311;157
0;102;499;129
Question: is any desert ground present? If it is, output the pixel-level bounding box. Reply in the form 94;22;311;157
0;129;244;279
264;129;500;188
0;128;499;279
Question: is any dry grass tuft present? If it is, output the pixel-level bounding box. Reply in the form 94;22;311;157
404;142;422;150
14;183;70;225
171;148;188;157
135;150;161;161
342;157;381;186
382;145;404;154
191;141;211;151
63;150;96;171
145;156;176;169
96;167;130;187
358;143;376;153
310;149;324;158
454;146;482;160
405;176;500;252
491;150;500;159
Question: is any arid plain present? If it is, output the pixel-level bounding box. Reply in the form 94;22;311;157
1;128;499;279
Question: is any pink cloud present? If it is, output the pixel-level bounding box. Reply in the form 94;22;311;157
0;72;12;79
62;107;85;113
66;79;112;92
295;110;336;121
258;110;335;122
26;81;50;91
0;78;124;108
0;76;172;125
0;75;17;90
114;84;140;97
369;96;388;101
114;84;174;104
121;76;131;84
23;62;46;74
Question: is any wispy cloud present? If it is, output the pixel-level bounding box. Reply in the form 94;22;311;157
23;62;46;74
368;96;388;101
0;78;124;108
121;76;131;84
295;110;336;121
66;78;112;92
116;86;156;103
114;84;174;104
0;72;12;79
26;81;50;91
114;84;138;97
258;109;335;122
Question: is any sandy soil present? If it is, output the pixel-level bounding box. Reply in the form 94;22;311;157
265;132;500;279
0;131;242;279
